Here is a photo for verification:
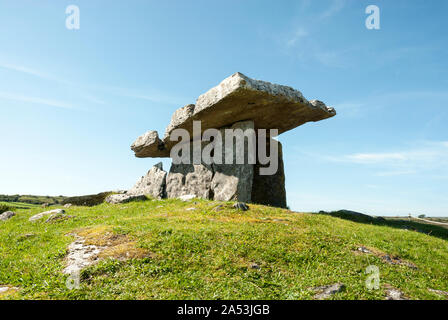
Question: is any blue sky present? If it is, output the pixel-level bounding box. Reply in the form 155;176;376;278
0;0;447;216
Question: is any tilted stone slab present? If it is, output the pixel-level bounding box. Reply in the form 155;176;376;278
127;162;167;199
131;130;169;158
131;72;336;158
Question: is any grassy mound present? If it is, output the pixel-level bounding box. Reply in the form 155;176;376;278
0;198;447;300
62;192;112;207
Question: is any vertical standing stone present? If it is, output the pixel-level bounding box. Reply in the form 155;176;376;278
251;139;287;208
211;121;255;202
166;163;214;199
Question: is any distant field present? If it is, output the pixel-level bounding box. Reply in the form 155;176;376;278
386;217;448;230
0;201;40;209
0;194;67;206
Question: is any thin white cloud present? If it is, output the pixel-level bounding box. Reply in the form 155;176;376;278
0;63;51;80
346;152;408;163
0;92;73;109
286;28;309;47
326;141;448;176
0;61;186;107
319;0;347;20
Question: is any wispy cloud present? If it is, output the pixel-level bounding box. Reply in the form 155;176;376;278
326;141;448;176
286;27;309;47
0;63;51;79
280;0;352;68
1;61;186;107
319;0;347;20
0;62;69;85
0;92;74;109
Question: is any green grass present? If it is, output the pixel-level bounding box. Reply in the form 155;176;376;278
0;201;40;210
1;198;447;300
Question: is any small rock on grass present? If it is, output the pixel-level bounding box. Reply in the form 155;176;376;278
105;194;147;204
312;283;345;300
178;194;196;202
357;246;371;253
249;263;260;270
233;202;249;211
428;288;448;298
384;284;409;300
0;211;15;221
0;286;19;294
45;213;74;223
29;209;65;222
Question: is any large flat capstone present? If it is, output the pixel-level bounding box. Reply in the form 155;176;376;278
131;72;335;158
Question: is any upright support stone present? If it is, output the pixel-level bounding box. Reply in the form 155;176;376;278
251;139;287;208
211;121;255;202
166;163;214;199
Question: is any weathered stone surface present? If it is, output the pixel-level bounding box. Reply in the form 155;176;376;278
164;121;255;202
45;213;74;223
132;72;335;158
429;288;448;298
128;162;167;199
63;236;104;275
384;284;409;300
164;104;195;138
0;286;19;294
251;138;287;208
211;121;255;203
131;130;168;158
29;209;65;222
0;211;15;221
166;163;214;199
105;194;147;204
312;283;345;300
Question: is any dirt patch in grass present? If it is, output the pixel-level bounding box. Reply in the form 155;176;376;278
354;246;418;269
76;226;154;260
65;226;154;274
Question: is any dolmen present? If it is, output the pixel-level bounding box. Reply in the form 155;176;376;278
129;72;336;208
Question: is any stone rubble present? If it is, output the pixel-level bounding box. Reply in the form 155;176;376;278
312;283;346;300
